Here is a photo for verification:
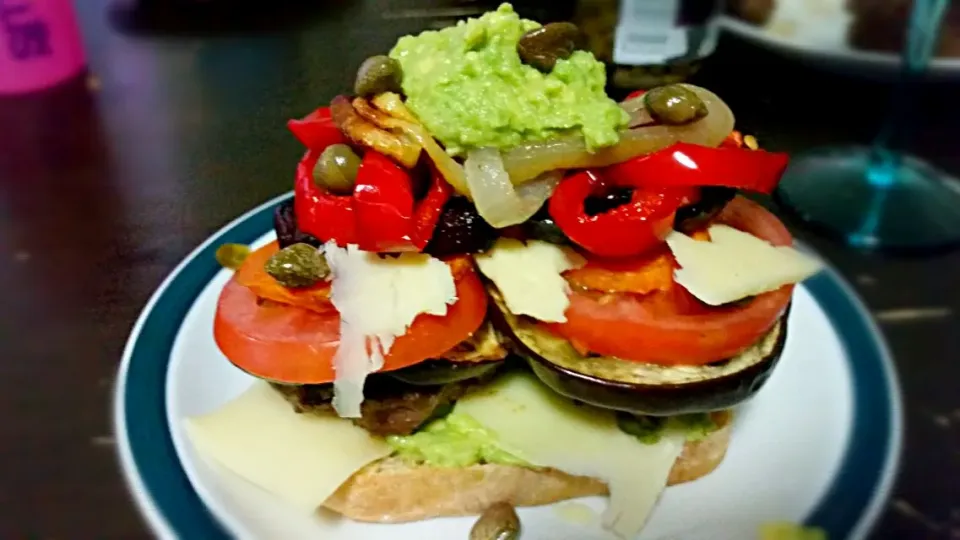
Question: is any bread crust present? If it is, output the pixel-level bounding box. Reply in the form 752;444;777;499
324;411;732;522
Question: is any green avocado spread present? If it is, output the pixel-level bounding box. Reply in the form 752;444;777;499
387;409;721;467
388;3;628;155
616;412;719;445
387;412;528;467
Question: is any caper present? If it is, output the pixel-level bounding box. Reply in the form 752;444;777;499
354;55;403;97
469;502;520;540
264;243;329;288
644;84;708;125
313;144;361;194
517;22;584;72
215;243;251;270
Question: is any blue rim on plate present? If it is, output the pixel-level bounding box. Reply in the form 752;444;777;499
113;194;903;540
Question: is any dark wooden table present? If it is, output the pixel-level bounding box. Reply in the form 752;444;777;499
1;1;958;538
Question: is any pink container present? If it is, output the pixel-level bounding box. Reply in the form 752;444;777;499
0;0;86;95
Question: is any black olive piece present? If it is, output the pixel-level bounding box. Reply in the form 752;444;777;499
409;157;433;201
274;200;322;249
674;187;737;232
425;197;498;257
523;218;570;245
583;186;634;216
522;203;569;245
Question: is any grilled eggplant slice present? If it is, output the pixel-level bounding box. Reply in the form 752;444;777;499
489;289;789;416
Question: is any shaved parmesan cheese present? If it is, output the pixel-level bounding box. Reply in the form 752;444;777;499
456;372;685;539
324;242;457;418
184;383;391;511
666;224;823;306
474;238;585;322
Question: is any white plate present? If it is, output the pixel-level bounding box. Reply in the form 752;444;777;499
114;193;903;540
720;0;960;78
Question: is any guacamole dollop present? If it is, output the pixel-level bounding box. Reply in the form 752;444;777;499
388;3;628;155
389;408;721;467
387;412;528;467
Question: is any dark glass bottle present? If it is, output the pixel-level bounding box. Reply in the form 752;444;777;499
575;0;723;91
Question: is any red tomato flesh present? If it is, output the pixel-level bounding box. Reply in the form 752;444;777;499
546;197;795;365
214;264;488;384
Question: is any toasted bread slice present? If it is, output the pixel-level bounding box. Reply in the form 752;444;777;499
324;411;732;522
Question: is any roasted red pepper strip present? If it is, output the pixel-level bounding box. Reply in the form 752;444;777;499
549;169;697;258
297;150;450;252
287;106;347;151
606;142;789;194
295;150;358;245
354;153;452;252
353;152;417;252
413;169;453;249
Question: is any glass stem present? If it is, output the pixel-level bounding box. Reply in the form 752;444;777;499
865;0;948;189
848;0;949;245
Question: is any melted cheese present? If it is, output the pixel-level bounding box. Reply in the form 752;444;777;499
324;242;457;418
456;372;685;539
666;224;822;306
474;238;585;323
183;383;392;511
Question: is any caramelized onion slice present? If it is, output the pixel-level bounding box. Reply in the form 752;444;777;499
369;93;471;196
465;148;561;229
501;85;735;184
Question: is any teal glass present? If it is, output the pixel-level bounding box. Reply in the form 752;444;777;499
776;0;960;251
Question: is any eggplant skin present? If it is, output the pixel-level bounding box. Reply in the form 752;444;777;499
489;290;790;416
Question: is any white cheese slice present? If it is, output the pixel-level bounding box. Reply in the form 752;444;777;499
666;224;823;306
456;372;685;539
183;382;391;511
473;238;585;323
324;242;457;418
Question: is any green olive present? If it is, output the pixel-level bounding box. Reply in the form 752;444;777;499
644;84;708;125
313;144;361;194
469;502;520;540
517;22;584;72
354;55;403;98
215;243;251;270
264;243;330;288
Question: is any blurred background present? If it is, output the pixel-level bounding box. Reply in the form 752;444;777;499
1;0;958;538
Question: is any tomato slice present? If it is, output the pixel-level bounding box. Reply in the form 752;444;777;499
547;197;795;365
234;242;474;315
214;263;488;383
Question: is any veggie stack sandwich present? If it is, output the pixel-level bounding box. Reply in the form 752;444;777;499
186;4;823;538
